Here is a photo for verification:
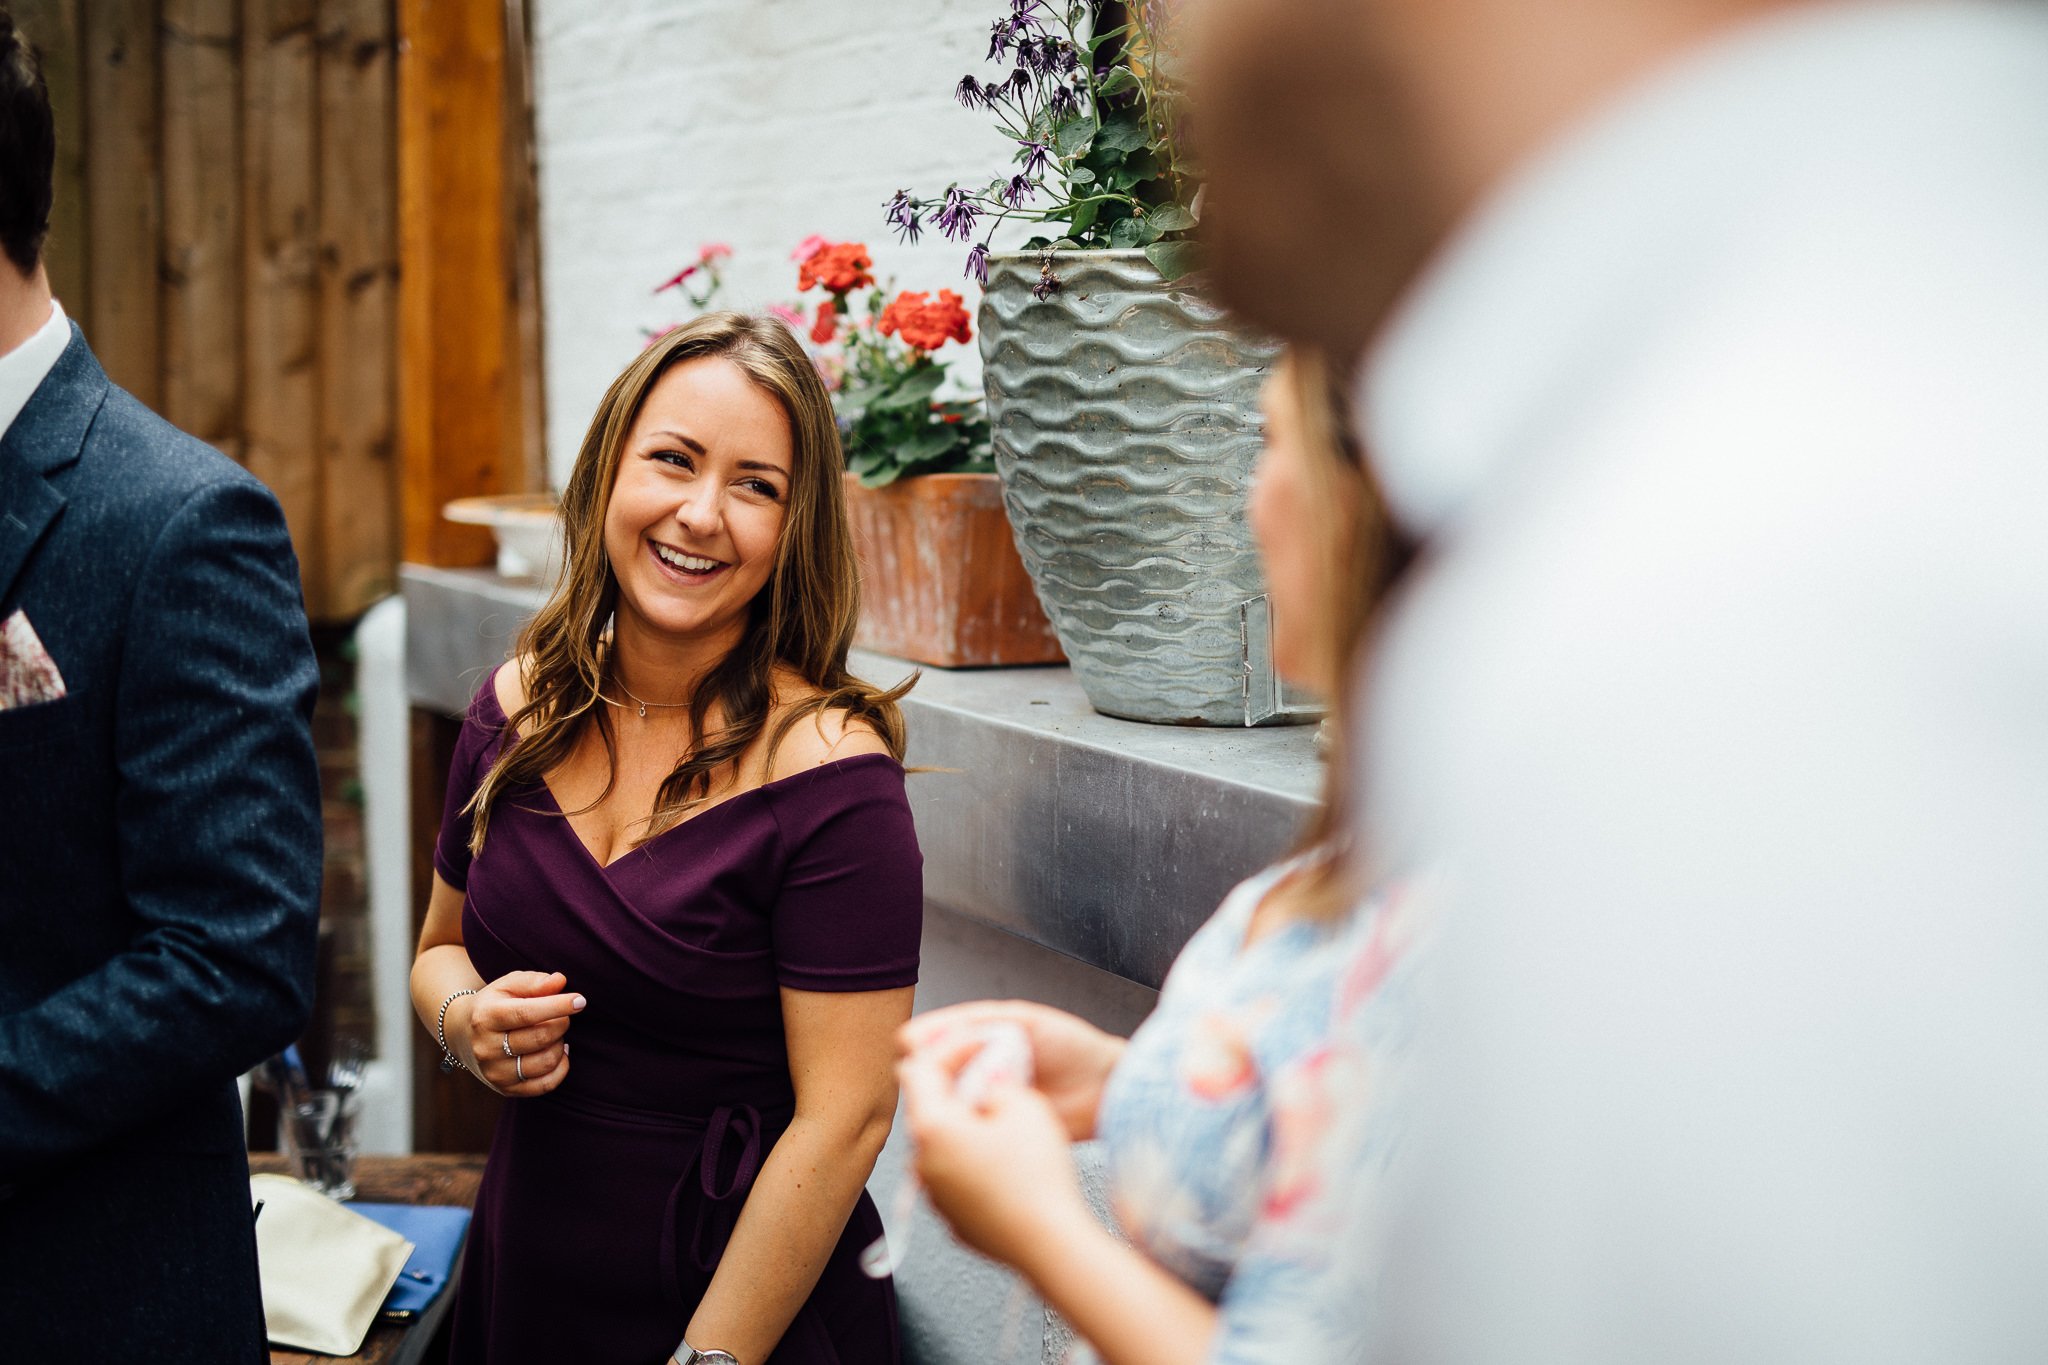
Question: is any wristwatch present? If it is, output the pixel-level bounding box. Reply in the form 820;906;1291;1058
671;1341;740;1365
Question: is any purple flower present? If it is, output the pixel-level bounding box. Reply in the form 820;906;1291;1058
884;189;924;244
1018;139;1051;178
935;186;982;243
1003;173;1035;207
955;75;985;109
965;243;991;286
987;18;1013;60
1048;82;1080;122
1032;270;1061;302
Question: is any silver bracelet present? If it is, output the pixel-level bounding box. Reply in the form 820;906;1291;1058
435;988;479;1074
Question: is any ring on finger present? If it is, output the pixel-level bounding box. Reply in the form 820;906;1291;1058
515;1053;526;1082
501;1033;515;1059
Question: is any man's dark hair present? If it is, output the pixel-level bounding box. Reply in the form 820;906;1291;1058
0;10;54;275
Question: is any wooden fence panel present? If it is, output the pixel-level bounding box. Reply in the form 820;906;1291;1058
82;0;162;408
243;0;325;613
28;0;529;618
162;0;245;462
318;0;400;615
15;1;88;321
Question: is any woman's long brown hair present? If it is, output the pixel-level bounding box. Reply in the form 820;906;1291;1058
1279;347;1400;921
466;311;910;856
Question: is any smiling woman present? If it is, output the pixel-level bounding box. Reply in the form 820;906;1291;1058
408;312;924;1365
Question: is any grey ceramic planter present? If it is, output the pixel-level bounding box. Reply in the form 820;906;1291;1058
979;250;1305;726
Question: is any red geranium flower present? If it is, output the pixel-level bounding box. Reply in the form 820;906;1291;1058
878;290;973;351
810;300;839;345
797;242;875;295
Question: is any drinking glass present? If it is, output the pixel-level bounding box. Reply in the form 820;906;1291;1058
280;1087;361;1200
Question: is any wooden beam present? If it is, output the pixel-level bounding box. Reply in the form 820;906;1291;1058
82;0;161;408
15;1;88;323
397;0;530;567
317;0;400;616
162;0;244;458
242;0;324;613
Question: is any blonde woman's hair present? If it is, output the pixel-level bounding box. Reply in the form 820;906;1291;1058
1279;347;1399;921
466;311;909;855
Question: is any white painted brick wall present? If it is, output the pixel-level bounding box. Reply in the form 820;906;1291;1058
533;0;1033;488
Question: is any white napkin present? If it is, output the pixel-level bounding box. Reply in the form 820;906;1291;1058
251;1173;414;1355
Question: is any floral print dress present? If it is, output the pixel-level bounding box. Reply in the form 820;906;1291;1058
1088;859;1430;1365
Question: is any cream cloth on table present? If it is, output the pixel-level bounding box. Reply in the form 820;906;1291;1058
251;1173;414;1355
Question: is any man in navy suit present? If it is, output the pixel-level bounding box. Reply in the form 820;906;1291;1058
0;14;321;1360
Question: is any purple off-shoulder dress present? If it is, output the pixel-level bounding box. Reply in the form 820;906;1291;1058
434;682;922;1364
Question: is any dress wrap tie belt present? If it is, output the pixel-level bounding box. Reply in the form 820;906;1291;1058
658;1102;782;1313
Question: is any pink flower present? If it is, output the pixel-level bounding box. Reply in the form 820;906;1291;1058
790;234;829;264
698;241;732;262
767;303;806;330
653;264;698;294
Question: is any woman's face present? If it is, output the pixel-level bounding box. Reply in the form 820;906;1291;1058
1249;366;1331;693
603;356;794;651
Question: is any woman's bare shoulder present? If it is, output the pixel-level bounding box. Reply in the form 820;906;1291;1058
491;657;534;722
767;674;889;780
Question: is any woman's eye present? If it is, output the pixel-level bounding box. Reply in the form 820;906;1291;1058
653;450;693;470
742;478;782;499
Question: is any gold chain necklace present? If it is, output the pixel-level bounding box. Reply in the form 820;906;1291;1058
600;676;690;720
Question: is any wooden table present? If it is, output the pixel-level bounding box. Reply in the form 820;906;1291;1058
250;1153;486;1365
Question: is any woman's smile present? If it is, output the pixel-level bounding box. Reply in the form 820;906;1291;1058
647;538;731;584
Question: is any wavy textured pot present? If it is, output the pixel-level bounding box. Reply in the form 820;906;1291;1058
842;472;1065;668
979;250;1304;725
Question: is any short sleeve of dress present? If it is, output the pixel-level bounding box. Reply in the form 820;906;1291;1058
763;755;923;992
432;676;513;891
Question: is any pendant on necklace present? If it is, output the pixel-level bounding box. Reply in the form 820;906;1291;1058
637;701;648;719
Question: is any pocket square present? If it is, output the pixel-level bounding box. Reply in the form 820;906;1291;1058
0;609;67;710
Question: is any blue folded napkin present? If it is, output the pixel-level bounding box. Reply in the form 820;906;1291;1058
350;1202;472;1318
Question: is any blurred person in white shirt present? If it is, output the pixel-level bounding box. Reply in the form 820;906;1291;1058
1190;1;2048;1360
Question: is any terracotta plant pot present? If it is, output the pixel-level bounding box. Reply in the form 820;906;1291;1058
841;471;1065;668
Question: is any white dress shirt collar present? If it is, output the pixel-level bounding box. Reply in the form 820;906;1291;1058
0;298;72;445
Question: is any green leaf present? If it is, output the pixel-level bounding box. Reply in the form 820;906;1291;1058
1145;239;1203;281
1068;197;1101;237
1053;114;1098;158
1096;67;1138;98
1066;165;1096;186
1147;204;1196;233
1109;215;1147;249
903;426;960;461
1095;116;1150;156
868;366;945;412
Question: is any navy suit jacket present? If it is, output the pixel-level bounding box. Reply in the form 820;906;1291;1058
0;326;321;1360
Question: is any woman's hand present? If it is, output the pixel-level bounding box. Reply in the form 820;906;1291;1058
898;1000;1127;1140
898;1050;1095;1272
453;970;584;1097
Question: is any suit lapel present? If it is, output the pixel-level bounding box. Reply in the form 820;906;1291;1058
0;325;109;606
